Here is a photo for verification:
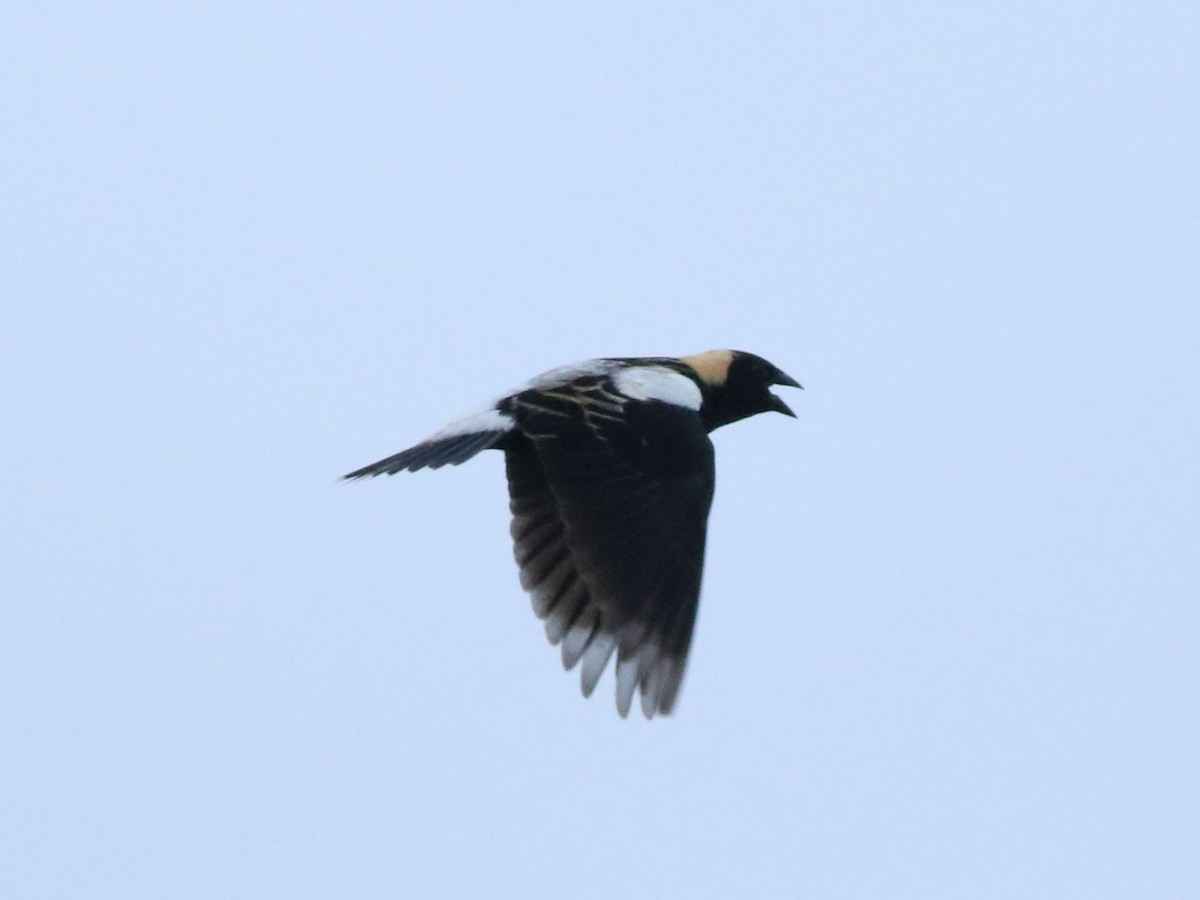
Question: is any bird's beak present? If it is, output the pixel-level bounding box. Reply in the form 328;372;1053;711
767;393;797;418
767;369;802;417
772;369;803;390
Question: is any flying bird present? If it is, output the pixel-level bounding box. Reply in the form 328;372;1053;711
345;349;801;718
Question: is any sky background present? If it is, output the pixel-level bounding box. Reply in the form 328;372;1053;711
3;3;1198;898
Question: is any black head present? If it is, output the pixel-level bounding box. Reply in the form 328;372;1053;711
681;350;802;432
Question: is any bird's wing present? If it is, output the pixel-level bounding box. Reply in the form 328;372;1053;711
502;370;715;718
341;361;620;479
343;408;514;478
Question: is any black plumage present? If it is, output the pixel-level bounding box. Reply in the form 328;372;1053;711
345;349;801;718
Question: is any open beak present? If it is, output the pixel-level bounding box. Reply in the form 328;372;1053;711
768;368;802;417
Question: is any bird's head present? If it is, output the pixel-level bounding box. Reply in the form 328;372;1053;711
681;350;803;431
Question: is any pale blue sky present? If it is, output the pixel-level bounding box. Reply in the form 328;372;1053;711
3;4;1197;898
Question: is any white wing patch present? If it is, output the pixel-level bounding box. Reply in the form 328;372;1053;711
428;407;513;440
512;359;620;394
500;358;701;410
426;361;620;444
612;366;703;410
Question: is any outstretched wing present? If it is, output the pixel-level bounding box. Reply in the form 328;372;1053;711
343;408;514;479
342;361;617;479
503;371;715;718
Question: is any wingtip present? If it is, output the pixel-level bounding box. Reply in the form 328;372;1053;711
342;462;389;480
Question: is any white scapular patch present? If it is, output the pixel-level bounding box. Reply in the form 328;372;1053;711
512;359;620;394
428;406;513;440
613;366;703;410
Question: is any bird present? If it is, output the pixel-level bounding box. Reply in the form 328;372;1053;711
345;349;801;718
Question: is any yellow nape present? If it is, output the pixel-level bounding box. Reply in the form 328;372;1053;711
679;349;735;386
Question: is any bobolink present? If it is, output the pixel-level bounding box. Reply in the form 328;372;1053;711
346;350;801;718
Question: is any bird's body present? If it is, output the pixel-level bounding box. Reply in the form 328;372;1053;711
346;350;800;718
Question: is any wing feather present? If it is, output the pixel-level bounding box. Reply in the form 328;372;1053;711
343;409;512;478
349;361;716;719
503;375;714;718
